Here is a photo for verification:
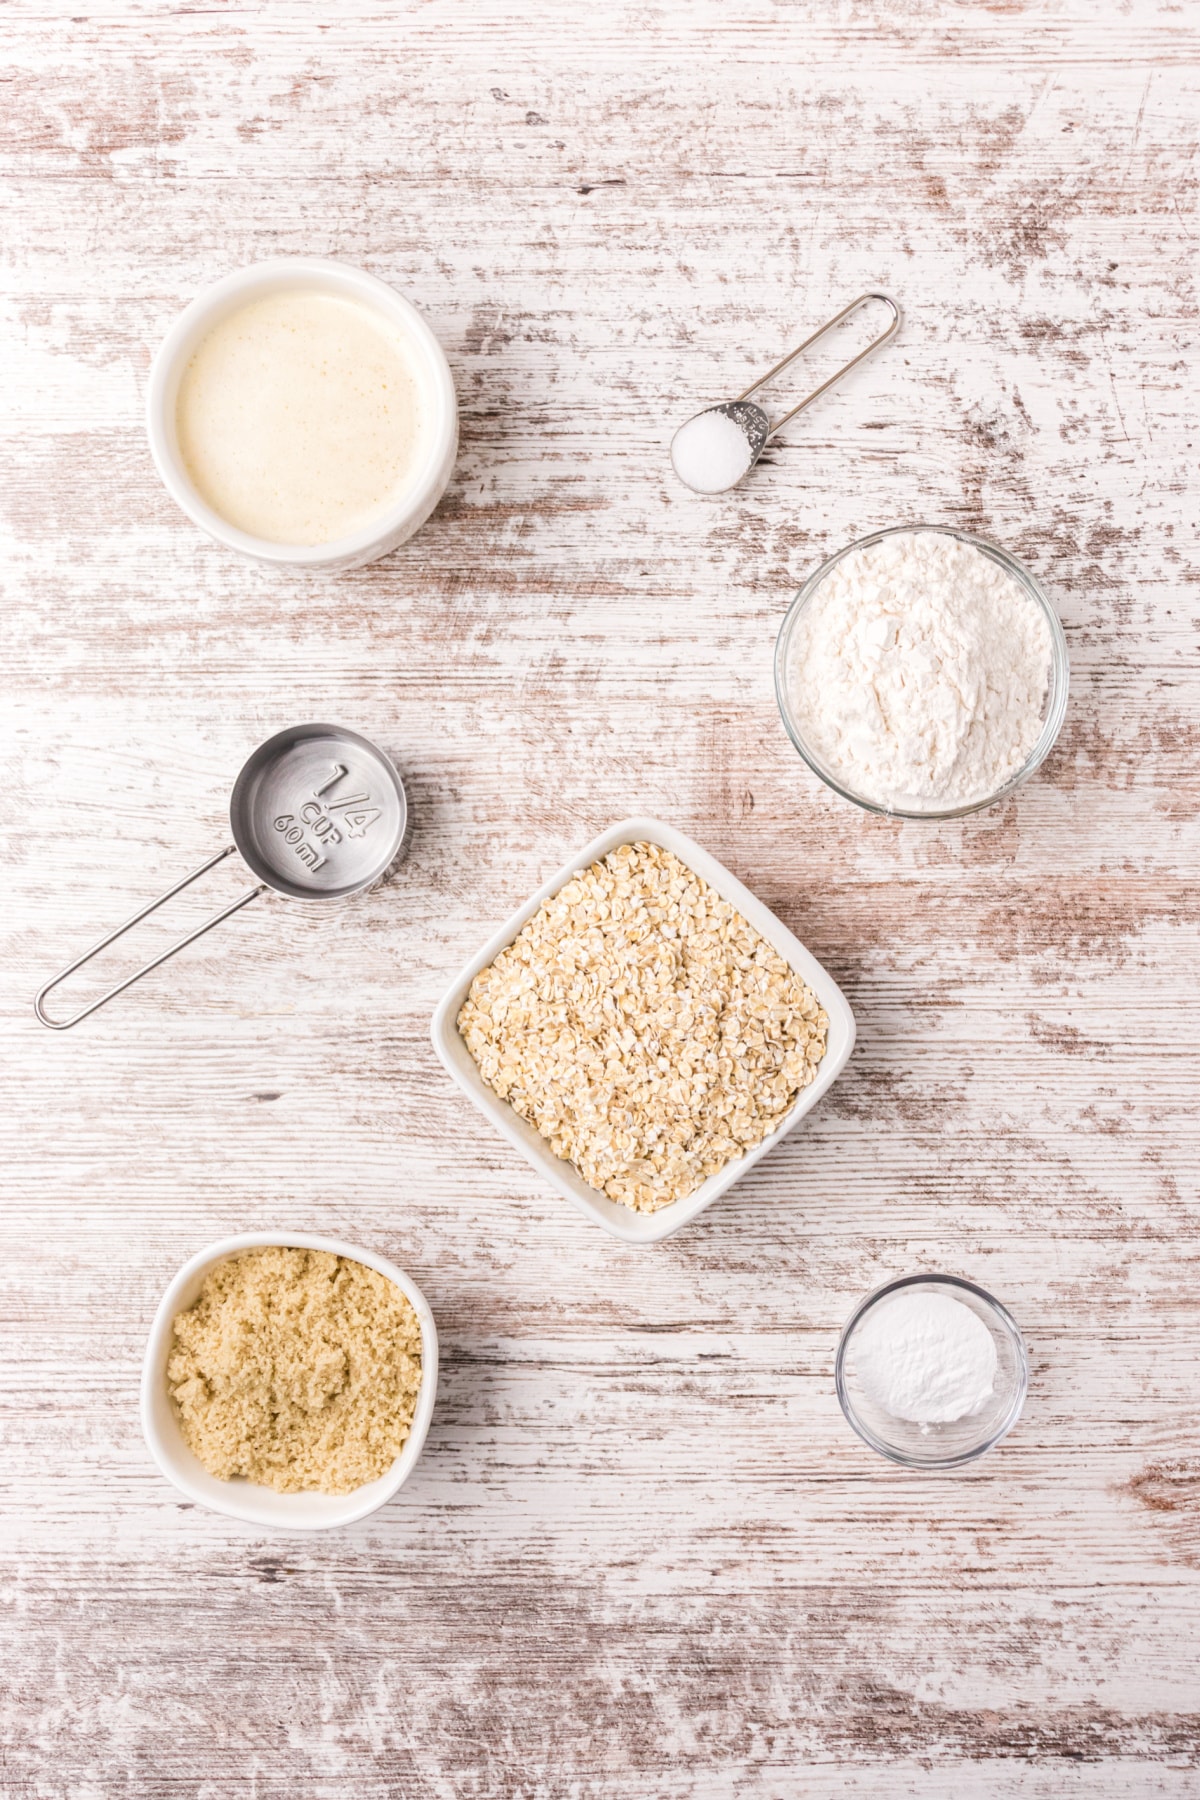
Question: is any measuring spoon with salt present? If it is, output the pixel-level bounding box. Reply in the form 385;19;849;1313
669;291;900;494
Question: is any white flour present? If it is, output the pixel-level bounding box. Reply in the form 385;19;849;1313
851;1289;997;1425
785;529;1052;810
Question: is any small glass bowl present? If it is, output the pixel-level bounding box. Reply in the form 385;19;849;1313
774;524;1069;820
836;1273;1029;1469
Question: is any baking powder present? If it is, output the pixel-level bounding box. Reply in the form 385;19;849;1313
851;1288;997;1425
785;529;1053;810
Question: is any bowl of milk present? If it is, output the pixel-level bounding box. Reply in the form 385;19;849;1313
146;258;458;571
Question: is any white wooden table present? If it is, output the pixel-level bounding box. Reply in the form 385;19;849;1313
4;5;1200;1794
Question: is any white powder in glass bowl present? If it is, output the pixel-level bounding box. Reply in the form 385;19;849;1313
784;529;1053;810
851;1289;997;1425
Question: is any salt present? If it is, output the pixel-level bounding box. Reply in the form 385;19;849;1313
851;1289;997;1425
670;409;753;493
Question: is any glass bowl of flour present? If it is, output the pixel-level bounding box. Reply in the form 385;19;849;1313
836;1273;1029;1469
775;525;1068;818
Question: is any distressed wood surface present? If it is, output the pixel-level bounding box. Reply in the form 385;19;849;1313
3;3;1200;1795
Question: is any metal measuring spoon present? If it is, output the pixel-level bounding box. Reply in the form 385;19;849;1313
34;722;408;1029
670;292;901;495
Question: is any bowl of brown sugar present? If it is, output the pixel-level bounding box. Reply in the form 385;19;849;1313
141;1232;438;1530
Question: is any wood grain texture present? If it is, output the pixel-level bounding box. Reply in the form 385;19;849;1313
2;2;1199;1794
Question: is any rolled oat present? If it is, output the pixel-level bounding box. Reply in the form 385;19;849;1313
458;842;828;1212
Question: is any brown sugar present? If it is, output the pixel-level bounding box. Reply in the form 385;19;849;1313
167;1246;423;1494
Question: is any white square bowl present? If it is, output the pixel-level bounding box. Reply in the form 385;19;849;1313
430;817;856;1244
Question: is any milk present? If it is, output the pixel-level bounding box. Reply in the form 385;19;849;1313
175;289;427;546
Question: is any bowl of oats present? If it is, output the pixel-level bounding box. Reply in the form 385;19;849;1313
431;819;856;1243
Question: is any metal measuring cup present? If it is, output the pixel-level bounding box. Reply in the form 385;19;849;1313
35;722;408;1029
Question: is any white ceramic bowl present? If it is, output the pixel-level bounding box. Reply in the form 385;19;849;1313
141;1231;439;1531
431;817;856;1244
146;258;458;571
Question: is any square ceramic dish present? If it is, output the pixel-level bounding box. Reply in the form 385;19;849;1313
430;818;856;1244
141;1231;439;1532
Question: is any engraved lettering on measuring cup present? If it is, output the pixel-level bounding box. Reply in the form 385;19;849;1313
272;813;327;873
313;765;347;797
300;800;342;844
310;762;382;841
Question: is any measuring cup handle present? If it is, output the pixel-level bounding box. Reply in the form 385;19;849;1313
33;845;266;1030
738;291;901;436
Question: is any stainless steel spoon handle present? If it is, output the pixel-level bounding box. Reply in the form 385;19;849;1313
736;291;901;436
34;845;265;1030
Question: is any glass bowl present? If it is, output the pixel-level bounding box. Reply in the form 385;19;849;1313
774;524;1069;820
835;1273;1029;1469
